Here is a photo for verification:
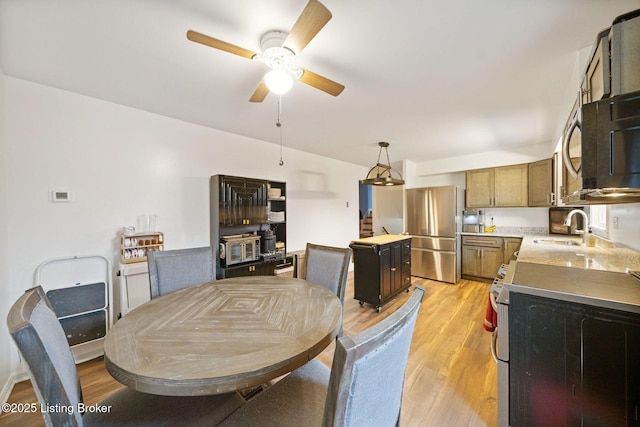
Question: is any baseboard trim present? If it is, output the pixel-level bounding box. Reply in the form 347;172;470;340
1;369;28;407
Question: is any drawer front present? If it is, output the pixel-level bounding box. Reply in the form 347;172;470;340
462;235;503;248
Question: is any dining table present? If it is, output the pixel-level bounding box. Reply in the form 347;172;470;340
103;276;342;396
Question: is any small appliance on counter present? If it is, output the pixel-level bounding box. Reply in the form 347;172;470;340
258;228;281;260
219;234;261;267
463;209;485;233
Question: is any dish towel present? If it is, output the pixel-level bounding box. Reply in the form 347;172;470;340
483;293;497;332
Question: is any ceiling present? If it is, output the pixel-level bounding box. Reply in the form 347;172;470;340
1;0;639;168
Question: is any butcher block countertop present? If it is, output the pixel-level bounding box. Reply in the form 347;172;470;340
350;234;411;246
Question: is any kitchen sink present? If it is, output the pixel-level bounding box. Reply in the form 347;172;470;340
532;239;581;246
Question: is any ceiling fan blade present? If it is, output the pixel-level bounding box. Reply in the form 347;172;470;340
299;69;345;96
187;30;257;60
249;80;269;103
283;0;332;54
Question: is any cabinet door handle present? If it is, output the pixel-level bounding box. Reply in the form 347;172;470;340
391;267;396;272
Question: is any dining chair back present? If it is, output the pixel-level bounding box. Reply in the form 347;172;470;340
303;243;352;304
148;246;215;298
218;286;425;427
7;286;245;427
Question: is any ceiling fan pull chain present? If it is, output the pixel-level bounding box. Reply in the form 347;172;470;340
277;95;284;166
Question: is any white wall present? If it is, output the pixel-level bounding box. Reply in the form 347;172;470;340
0;68;12;403
1;77;366;387
372;185;404;235
608;203;640;252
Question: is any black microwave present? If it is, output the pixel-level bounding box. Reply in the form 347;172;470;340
562;90;640;204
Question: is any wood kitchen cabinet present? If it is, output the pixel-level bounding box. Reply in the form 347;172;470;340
461;235;521;279
466;168;495;207
461;235;505;280
510;293;640;427
466;164;528;208
503;237;522;263
350;235;411;312
528;158;555;207
580;28;611;104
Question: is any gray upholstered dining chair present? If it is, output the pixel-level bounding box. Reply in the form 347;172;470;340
219;286;425;427
302;243;352;336
148;246;215;299
302;243;352;303
7;286;246;427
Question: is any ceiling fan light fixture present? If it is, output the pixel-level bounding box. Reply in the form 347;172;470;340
264;68;294;94
361;142;405;186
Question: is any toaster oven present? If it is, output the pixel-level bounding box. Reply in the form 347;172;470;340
220;234;261;266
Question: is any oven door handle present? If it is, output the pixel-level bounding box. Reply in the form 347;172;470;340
489;291;498;312
491;328;499;364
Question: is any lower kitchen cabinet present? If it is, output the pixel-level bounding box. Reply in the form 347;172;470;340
461;235;504;280
509;293;640;427
462;235;522;279
462;245;503;279
503;237;522;263
350;235;411;312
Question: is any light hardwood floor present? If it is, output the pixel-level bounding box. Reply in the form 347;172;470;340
0;273;497;427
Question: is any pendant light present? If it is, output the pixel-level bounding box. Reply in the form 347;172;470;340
362;142;405;186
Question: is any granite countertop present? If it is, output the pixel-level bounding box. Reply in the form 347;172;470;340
461;228;640;273
517;234;640;273
504;234;640;313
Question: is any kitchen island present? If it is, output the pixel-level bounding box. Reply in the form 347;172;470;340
349;234;412;312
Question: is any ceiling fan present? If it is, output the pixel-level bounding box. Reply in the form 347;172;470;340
187;0;345;102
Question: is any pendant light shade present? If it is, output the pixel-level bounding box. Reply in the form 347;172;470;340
362;142;405;186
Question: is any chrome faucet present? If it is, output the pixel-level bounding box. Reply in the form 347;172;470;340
564;209;590;245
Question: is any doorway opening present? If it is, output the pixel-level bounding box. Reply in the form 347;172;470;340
358;183;373;238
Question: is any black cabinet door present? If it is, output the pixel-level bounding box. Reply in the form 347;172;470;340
221;260;277;278
379;245;392;301
582;314;640;427
389;242;404;295
510;293;640;427
509;293;582;426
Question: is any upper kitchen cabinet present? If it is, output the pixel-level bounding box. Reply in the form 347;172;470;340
528;158;555;207
580;28;611;104
466;168;494;207
466;164;528;208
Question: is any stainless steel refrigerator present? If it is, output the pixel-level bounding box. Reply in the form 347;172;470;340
405;185;464;284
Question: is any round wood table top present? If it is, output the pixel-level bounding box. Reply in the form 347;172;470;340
103;276;342;396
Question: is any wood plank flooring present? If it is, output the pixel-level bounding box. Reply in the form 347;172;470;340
0;274;497;427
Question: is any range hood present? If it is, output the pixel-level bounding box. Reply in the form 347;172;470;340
564;188;640;205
